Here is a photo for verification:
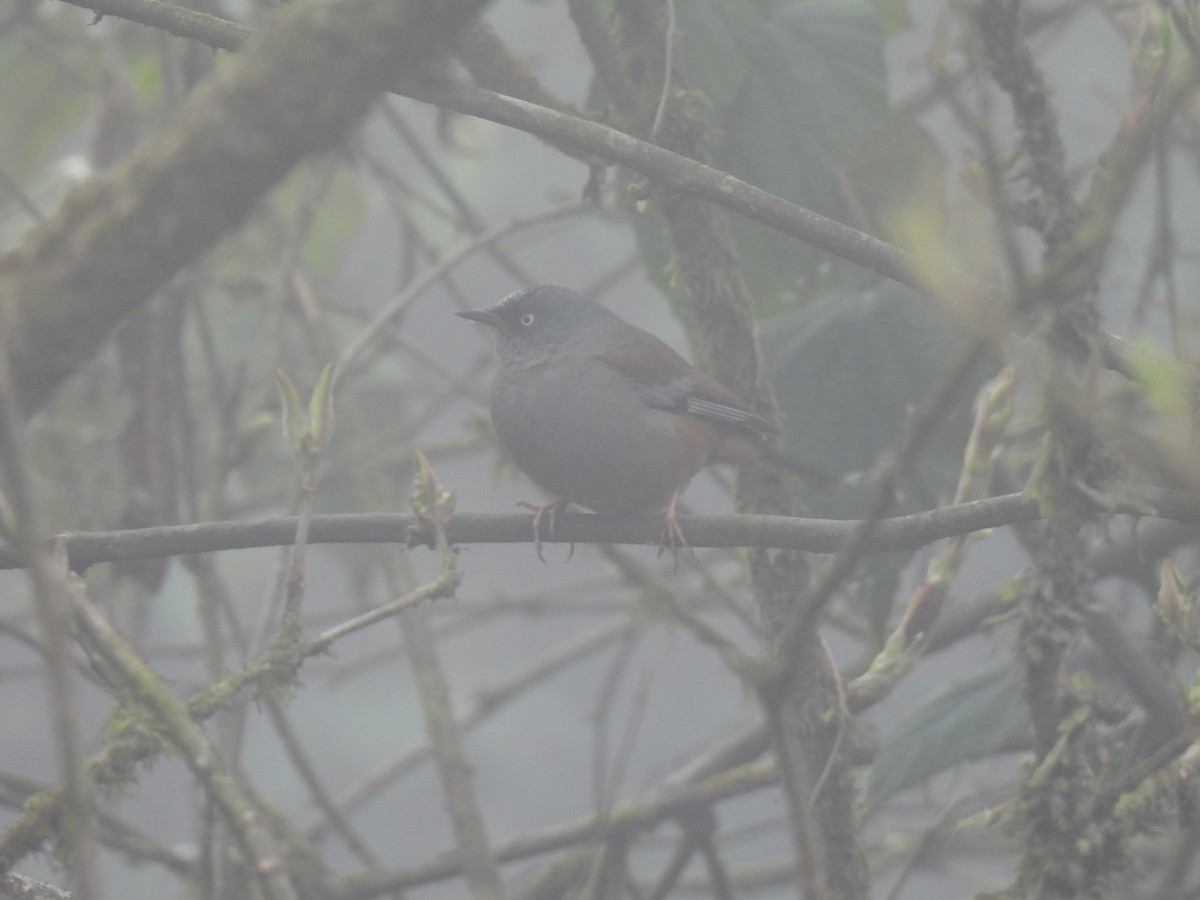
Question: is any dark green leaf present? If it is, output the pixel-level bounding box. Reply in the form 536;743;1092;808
765;279;994;636
867;663;1032;806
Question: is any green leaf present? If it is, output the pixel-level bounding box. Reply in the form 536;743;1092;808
867;664;1032;806
309;363;336;454
697;0;887;219
411;449;456;527
620;0;945;311
674;0;890;306
765;279;994;637
764;278;991;499
1126;340;1191;422
274;369;306;457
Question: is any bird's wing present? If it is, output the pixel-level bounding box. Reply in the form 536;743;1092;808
677;371;779;437
597;336;779;438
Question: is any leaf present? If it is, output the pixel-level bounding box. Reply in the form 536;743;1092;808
309;362;336;454
696;0;887;219
764;278;991;500
867;663;1032;806
411;449;456;527
1126;340;1191;422
619;0;946;313
764;278;995;635
274;369;306;457
679;0;896;306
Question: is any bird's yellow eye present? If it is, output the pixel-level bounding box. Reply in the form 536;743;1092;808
520;313;536;327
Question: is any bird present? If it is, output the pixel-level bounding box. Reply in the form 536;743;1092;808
457;285;812;567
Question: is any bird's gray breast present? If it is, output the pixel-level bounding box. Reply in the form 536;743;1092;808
490;357;695;514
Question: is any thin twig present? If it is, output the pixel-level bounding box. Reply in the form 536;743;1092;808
648;0;676;139
0;319;98;898
303;615;637;842
327;762;778;898
333;202;588;385
69;579;300;900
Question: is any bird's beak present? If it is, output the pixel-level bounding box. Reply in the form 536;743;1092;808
456;308;505;329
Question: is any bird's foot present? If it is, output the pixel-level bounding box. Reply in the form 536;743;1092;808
656;494;693;573
516;499;574;563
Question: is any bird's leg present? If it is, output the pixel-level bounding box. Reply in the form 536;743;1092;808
656;491;693;572
516;498;573;563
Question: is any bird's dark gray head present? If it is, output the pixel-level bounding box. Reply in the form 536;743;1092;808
457;285;621;365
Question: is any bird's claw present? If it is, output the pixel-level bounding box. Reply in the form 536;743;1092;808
656;494;693;573
517;499;574;563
